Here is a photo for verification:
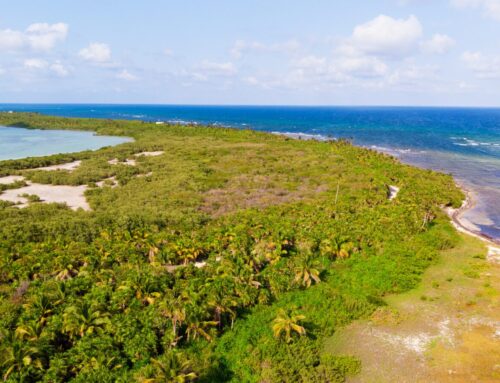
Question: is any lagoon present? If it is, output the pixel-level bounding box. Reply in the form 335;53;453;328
0;126;131;161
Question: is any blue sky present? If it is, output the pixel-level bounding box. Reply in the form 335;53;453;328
1;0;500;106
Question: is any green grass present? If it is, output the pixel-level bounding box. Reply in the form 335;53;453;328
0;112;465;382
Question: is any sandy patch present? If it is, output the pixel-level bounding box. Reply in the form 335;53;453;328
108;158;136;166
136;172;153;178
487;246;500;264
0;175;25;184
388;185;400;200
96;177;118;188
134;151;164;157
33;160;81;172
0;183;90;210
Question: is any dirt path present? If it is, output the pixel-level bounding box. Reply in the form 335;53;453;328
325;234;500;382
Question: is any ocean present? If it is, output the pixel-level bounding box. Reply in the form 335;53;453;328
0;104;499;241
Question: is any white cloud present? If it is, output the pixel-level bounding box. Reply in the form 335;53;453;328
79;43;112;63
50;61;69;77
388;64;438;86
0;22;68;52
335;56;389;78
231;39;300;59
116;69;138;81
291;54;388;83
164;48;174;56
421;34;455;54
24;58;48;70
25;23;68;51
462;51;500;78
0;29;24;51
451;0;500;21
344;14;423;57
23;58;70;77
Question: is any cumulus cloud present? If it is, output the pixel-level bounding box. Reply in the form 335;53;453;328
25;23;69;51
116;69;138;81
79;43;112;63
239;14;453;93
451;0;500;21
421;34;455;54
23;58;70;77
336;56;388;78
462;51;500;78
50;61;69;77
0;22;68;52
343;14;423;57
388;64;438;85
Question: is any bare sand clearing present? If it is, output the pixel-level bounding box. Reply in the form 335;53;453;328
33;160;82;172
0;175;25;184
96;177;118;188
108;152;164;166
134;151;164;157
108;158;137;166
0;182;90;210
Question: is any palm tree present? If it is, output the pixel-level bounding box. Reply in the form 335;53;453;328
138;351;196;383
294;254;321;288
15;321;44;342
159;294;186;343
320;237;355;260
272;309;306;343
205;278;238;328
62;301;110;339
25;294;54;325
0;338;44;382
184;305;218;342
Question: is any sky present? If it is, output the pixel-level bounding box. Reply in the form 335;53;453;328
1;0;500;106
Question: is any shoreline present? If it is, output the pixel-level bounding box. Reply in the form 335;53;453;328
445;186;500;262
273;131;499;247
276;131;500;250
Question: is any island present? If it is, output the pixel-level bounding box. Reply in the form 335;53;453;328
0;113;494;382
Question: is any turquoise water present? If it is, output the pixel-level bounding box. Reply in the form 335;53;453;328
0;126;131;161
0;104;498;241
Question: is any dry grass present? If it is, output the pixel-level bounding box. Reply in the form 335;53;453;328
201;174;329;217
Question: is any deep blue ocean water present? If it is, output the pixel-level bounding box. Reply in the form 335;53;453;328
0;104;499;241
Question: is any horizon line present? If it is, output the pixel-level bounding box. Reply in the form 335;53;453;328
1;102;500;109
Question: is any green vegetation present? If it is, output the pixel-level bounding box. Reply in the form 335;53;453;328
0;112;464;382
323;234;498;382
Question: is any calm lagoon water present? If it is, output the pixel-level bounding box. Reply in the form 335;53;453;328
0;126;131;161
1;104;498;241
